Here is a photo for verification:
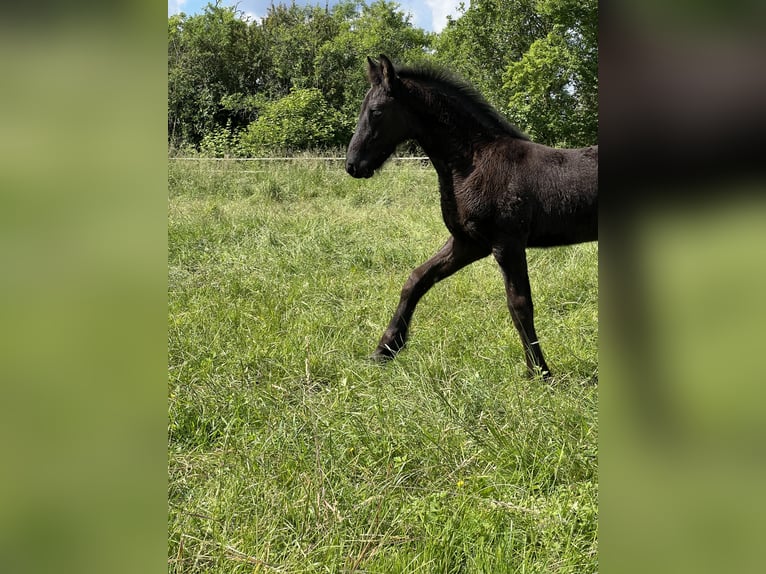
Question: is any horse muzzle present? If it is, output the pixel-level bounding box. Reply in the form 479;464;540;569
345;160;374;179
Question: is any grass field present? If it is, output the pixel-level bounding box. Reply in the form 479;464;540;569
168;158;598;573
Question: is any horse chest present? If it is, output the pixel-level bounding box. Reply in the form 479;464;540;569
439;180;497;241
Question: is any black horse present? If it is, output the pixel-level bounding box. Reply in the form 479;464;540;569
345;55;597;377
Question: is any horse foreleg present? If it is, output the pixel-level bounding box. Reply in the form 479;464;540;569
493;244;552;379
371;236;488;360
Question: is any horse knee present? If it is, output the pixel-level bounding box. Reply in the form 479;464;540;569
508;293;533;318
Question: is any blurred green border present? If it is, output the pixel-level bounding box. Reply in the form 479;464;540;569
0;3;168;573
4;1;764;572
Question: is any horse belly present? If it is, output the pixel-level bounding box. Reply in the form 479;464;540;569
527;209;597;247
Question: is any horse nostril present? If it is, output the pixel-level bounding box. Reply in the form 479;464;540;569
346;161;356;176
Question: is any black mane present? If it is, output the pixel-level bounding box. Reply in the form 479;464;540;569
397;64;530;141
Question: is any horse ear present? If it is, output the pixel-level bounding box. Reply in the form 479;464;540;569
366;56;382;86
378;54;400;94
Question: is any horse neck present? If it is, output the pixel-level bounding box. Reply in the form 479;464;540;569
404;84;491;178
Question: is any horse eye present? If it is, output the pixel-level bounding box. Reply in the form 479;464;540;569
370;109;383;119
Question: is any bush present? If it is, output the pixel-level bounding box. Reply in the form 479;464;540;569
199;120;242;158
239;88;352;155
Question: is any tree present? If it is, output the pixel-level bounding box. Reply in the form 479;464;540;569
257;2;345;98
434;0;545;114
168;1;432;153
503;0;597;146
168;2;263;146
167;0;596;153
314;1;433;121
434;0;597;147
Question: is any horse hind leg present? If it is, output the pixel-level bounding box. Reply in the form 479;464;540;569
493;244;552;379
371;236;488;361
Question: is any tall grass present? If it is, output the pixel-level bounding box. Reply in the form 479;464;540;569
168;158;598;573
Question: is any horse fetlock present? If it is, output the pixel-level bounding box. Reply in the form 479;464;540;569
369;348;395;362
380;329;406;349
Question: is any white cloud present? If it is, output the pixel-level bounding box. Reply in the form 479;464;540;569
425;0;462;33
168;1;463;31
168;0;187;16
243;11;262;24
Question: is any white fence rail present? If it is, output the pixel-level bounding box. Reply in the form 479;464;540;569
168;156;430;162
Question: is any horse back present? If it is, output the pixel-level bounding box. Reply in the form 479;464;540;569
483;139;598;247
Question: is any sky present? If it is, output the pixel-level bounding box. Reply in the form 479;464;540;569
168;0;463;33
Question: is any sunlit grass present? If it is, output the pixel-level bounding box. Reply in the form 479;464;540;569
168;159;598;573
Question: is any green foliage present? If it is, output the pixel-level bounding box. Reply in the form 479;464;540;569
258;1;346;96
434;0;545;112
239;88;350;154
315;1;433;119
168;3;262;145
503;0;598;146
169;1;434;153
168;0;597;152
168;160;598;572
434;0;597;147
198;121;239;158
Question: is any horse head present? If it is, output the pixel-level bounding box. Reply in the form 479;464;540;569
345;55;412;178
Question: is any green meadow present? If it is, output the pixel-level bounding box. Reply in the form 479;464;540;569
168;158;598;573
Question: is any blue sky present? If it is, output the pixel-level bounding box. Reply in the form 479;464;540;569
168;0;463;33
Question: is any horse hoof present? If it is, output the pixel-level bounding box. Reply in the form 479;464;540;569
369;347;396;362
526;367;553;381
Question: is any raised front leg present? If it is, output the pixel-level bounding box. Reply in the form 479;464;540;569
372;236;489;360
493;244;552;378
